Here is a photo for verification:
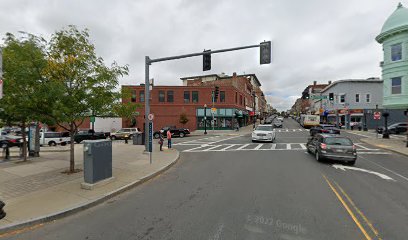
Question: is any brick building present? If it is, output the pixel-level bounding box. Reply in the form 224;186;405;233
122;73;267;132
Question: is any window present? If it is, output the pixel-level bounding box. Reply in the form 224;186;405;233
159;90;165;102
340;94;345;103
139;90;145;102
366;93;371;103
391;43;402;61
355;94;360;103
240;95;243;105
131;90;136;102
391;77;402;94
167;90;174;102
192;91;199;103
220;91;225;102
235;92;238;103
184;91;190;103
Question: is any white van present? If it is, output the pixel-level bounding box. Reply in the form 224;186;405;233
40;132;70;146
300;115;320;128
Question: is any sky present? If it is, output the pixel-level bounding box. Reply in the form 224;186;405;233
0;0;401;111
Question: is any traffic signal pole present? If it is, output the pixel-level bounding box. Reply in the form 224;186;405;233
144;42;271;150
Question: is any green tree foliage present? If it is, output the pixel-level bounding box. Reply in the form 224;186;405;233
42;26;131;172
0;33;48;161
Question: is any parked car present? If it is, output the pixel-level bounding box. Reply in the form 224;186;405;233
153;126;190;139
0;135;23;148
309;124;340;136
306;134;357;165
40;132;70;146
74;130;107;143
277;117;284;122
377;122;407;135
273;119;283;128
110;128;140;140
252;124;276;142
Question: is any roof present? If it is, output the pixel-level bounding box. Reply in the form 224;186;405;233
321;78;382;92
180;73;262;87
376;3;408;43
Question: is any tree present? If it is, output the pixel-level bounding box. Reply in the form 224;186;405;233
42;26;129;173
0;33;48;161
179;112;189;126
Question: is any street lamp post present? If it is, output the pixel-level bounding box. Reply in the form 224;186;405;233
204;104;207;135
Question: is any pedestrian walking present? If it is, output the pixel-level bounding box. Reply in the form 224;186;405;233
158;130;164;151
167;130;172;149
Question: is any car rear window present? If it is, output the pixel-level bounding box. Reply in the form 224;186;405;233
324;137;352;146
322;125;335;129
256;126;273;131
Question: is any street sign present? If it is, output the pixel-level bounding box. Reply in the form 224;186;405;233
311;95;328;100
148;113;154;121
90;116;95;123
374;112;381;120
148;122;153;153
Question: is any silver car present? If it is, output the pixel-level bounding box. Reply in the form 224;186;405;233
252;125;276;142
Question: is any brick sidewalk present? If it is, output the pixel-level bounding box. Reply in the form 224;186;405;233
0;141;179;232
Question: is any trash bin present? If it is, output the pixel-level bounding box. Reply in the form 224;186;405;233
83;140;112;185
133;133;143;145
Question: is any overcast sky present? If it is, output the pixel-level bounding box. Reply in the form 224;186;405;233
0;0;401;111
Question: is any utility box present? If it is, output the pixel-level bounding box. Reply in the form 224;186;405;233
81;140;113;190
133;133;143;145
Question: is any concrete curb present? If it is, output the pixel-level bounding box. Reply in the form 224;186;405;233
360;138;408;157
0;150;180;235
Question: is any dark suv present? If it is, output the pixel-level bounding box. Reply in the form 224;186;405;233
306;134;357;165
377;122;407;135
310;124;340;136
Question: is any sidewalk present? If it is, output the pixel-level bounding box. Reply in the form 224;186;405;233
345;130;408;156
0;141;179;233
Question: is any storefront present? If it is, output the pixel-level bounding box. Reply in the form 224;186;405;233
196;108;248;130
325;109;364;126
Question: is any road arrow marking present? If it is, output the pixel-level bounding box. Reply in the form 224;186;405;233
332;164;395;181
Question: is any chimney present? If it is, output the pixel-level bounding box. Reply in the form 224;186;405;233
232;72;237;77
313;81;317;86
328;81;332;85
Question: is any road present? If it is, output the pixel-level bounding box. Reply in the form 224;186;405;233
2;118;408;239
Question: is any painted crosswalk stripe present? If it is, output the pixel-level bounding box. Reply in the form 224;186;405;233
271;144;276;150
237;144;250;150
220;145;235;151
254;144;263;150
286;144;291;150
203;145;222;151
355;143;370;150
299;144;306;149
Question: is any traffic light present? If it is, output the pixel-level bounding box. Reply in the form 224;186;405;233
329;93;334;101
214;86;219;101
260;41;271;65
203;50;211;71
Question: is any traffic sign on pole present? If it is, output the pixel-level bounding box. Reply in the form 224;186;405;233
148;113;154;121
374;112;381;120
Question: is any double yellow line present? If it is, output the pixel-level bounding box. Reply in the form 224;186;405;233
322;175;382;240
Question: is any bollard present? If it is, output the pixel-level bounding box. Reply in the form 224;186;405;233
124;135;128;144
0;200;6;220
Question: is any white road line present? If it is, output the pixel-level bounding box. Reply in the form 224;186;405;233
184;145;208;152
359;155;408;182
286;144;291;150
254;144;263;150
299;144;306;149
285;129;289;132
271;144;276;149
203;145;222;151
355;143;370;150
237;144;250;150
219;145;236;151
357;152;391;155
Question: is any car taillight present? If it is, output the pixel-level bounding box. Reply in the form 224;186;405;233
320;143;327;149
9;139;17;143
321;129;329;133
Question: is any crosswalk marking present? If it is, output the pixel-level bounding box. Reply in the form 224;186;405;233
237;144;250;150
271;144;276;150
220;145;236;151
286;144;291;150
254;144;263;150
203;145;222;151
300;144;306;149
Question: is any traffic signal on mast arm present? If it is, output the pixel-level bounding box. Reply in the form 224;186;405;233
203;50;211;71
260;41;271;64
329;93;334;101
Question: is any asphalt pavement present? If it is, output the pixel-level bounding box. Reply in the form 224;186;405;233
2;118;408;239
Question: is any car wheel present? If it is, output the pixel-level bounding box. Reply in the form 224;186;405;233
154;133;160;139
315;151;322;162
1;143;7;148
61;142;67;146
48;141;57;147
111;136;117;140
180;132;185;138
347;160;356;166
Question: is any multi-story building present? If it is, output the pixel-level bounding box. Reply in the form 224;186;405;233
376;3;408;110
319;78;383;128
300;81;329;115
122;73;267;131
